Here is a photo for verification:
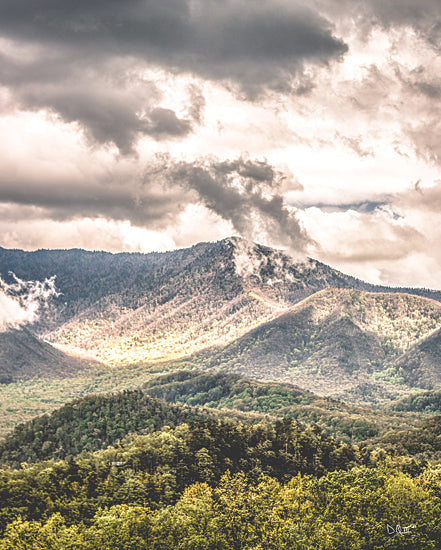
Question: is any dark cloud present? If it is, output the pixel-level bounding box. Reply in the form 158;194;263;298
146;108;192;139
159;156;311;255
0;51;201;152
0;0;348;151
0;0;347;98
0;169;189;229
0;155;310;255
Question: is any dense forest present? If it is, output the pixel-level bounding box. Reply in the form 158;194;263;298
143;371;423;442
0;372;427;469
378;416;441;461
0;391;204;467
0;373;440;548
0;415;440;549
3;239;441;548
393;390;441;413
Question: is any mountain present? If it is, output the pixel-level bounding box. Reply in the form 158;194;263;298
176;288;441;403
0;328;90;384
2;237;441;368
0;369;425;468
1;238;363;365
3;239;441;550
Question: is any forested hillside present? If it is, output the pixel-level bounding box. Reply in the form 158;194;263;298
172;289;441;404
378;416;441;461
387;327;441;389
0;373;427;468
0;391;204;467
0;415;441;549
392;390;441;413
143;371;423;442
3;238;441;441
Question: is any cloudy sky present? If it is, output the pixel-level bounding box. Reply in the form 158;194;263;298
1;0;441;288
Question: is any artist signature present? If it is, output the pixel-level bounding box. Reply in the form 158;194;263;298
387;524;416;536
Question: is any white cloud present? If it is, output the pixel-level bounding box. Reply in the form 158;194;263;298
0;274;59;333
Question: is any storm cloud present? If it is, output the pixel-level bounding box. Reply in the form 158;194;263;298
160;156;311;255
0;1;347;88
0;167;188;229
0;0;349;152
315;0;441;44
0;152;310;256
0;50;202;152
2;0;441;289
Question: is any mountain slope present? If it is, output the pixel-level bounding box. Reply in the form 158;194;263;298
3;368;416;470
387;327;441;389
2;237;441;412
2;239;293;364
178;289;441;403
0;390;204;467
2;237;441;366
0;328;90;383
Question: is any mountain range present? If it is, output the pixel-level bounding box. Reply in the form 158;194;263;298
1;236;441;422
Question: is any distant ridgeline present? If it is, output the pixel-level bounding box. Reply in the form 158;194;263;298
2;239;441;407
1;240;440;334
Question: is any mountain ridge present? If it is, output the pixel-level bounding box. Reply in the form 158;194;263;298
0;370;427;467
164;287;441;404
2;237;441;411
2;237;441;366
